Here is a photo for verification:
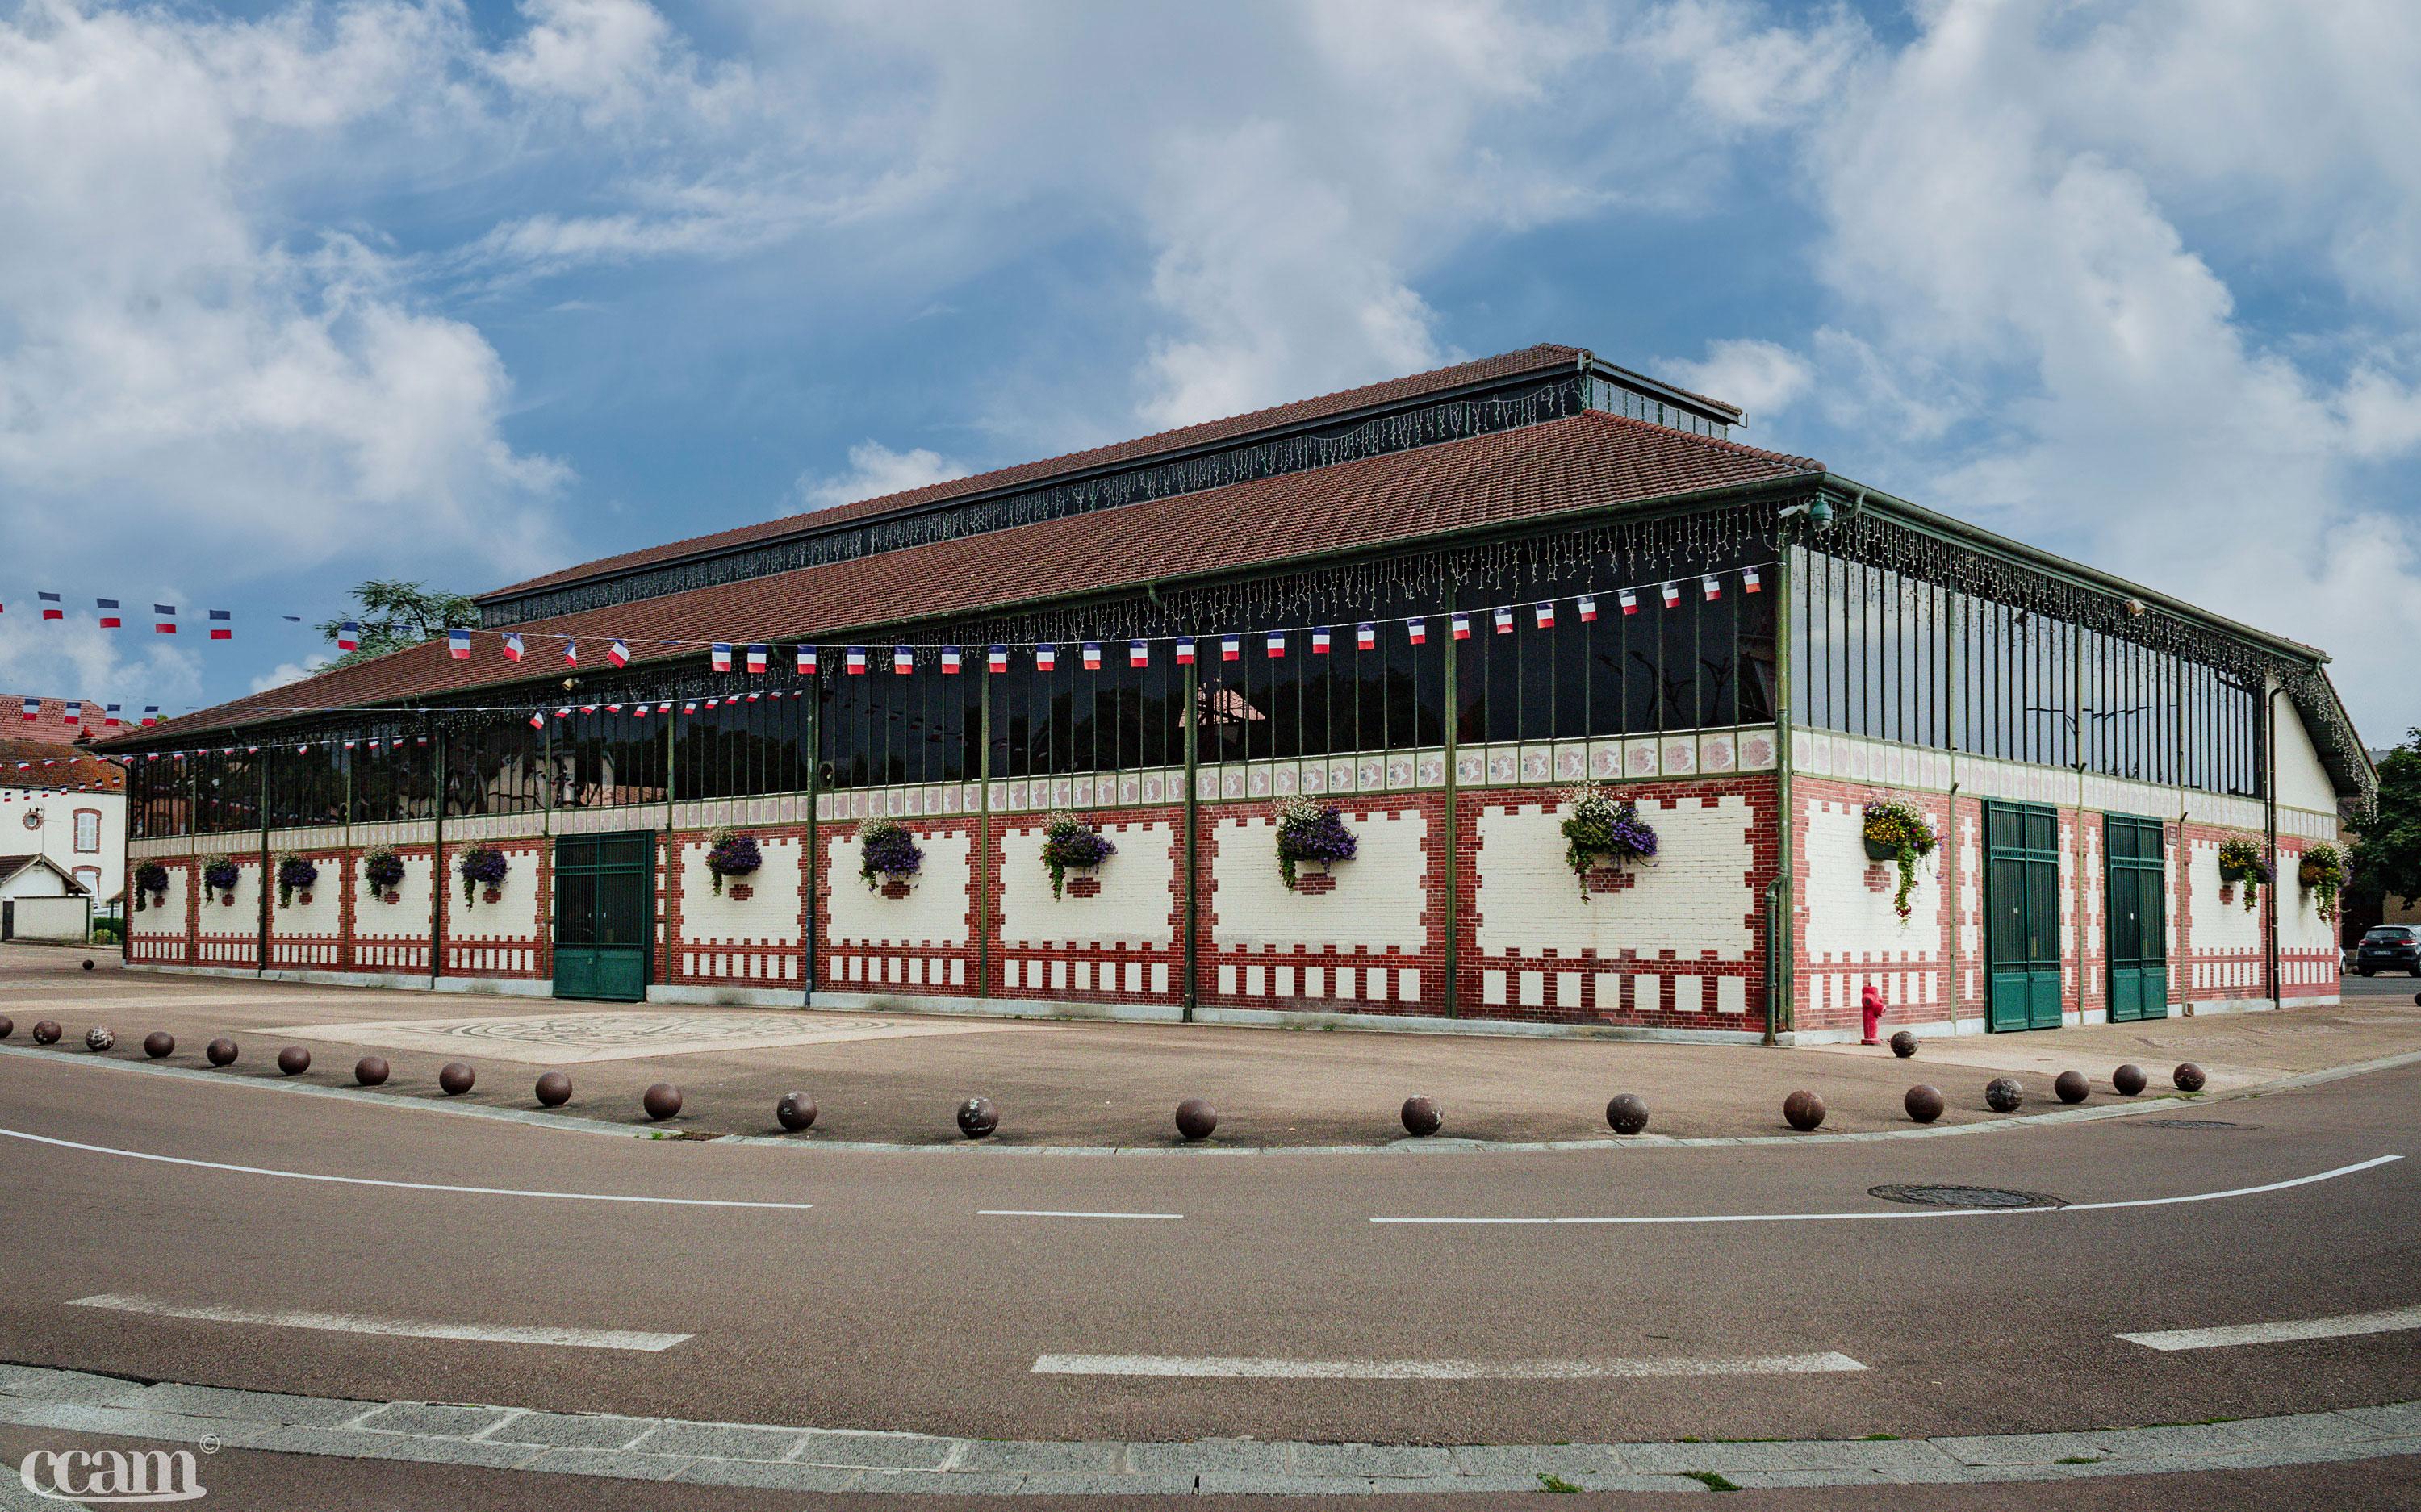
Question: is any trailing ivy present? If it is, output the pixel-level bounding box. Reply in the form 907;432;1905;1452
1557;782;1658;900
1040;811;1116;899
1862;799;1938;922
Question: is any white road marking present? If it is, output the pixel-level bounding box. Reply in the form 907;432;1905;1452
69;1293;689;1352
978;1209;1183;1220
0;1126;814;1210
2118;1305;2421;1352
1032;1353;1867;1379
1372;1155;2402;1224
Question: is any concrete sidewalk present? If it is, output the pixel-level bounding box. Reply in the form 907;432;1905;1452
5;946;2417;1149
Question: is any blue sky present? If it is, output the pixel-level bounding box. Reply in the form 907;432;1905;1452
2;0;2417;746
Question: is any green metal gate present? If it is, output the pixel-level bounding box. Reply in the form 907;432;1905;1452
552;830;654;1002
1984;800;2063;1032
2105;813;2168;1023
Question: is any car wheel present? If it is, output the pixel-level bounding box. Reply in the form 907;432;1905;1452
2360;968;2374;977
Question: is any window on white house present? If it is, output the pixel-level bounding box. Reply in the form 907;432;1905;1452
73;867;101;896
74;811;99;852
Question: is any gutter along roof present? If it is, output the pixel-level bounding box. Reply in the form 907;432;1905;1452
107;409;1821;745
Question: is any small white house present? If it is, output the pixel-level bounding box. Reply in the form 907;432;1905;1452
0;735;126;917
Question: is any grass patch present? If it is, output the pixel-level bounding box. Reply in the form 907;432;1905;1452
1679;1471;1742;1492
1537;1472;1582;1493
1860;1433;1899;1441
2056;1456;2103;1464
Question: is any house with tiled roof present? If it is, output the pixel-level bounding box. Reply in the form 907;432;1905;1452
102;345;2367;1038
0;733;124;922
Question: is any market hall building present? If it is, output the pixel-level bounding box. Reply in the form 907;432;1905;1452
104;345;2369;1042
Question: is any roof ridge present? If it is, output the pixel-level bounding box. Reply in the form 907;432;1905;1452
1582;408;1825;471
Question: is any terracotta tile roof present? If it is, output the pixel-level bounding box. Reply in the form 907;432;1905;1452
107;410;1821;743
0;740;123;792
479;345;1594;603
4;696;119;745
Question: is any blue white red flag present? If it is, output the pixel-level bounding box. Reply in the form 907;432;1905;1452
1661;582;1680;609
798;645;817;673
1082;642;1102;670
209;609;232;639
19;698;36;721
38;592;61;620
61;701;80;725
1408;617;1426;644
1037;645;1056;671
1578;595;1597;622
142;707;160;725
449;629;471;658
1743;566;1762;593
711;642;732;672
747;645;769;673
154;604;176;634
1701;574;1721;602
1311;627;1330;654
1493;606;1513;634
529;711;544;729
846;646;868;674
942;645;962;674
504;633;525;662
1357;623;1375;650
1222;636;1240;661
1130;640;1148;667
96;599;120;629
1620;589;1638;615
608;638;629;667
893;645;913;674
1451;612;1470;640
1266;632;1286;658
1176;637;1195;664
104;704;120;728
1534;602;1555;629
562;639;579;666
988;645;1009;672
337;621;360;651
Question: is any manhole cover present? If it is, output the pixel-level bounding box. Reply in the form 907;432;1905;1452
1867;1184;2064;1209
2130;1119;2252;1130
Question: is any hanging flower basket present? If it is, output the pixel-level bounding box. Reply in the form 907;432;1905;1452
1558;782;1658;900
201;854;240;900
458;846;508;906
705;826;763;897
1273;798;1357;892
2217;834;2270;913
132;863;169;913
275;853;320;909
1041;811;1117;899
363;846;405;899
2295;841;2344;918
858;818;923;892
1861;800;1938;922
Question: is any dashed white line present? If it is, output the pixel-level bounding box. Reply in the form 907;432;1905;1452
978;1209;1183;1220
69;1293;691;1352
0;1126;814;1209
1031;1353;1867;1379
1371;1155;2402;1224
2118;1304;2421;1352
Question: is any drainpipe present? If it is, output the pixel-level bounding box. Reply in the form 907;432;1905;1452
803;683;822;1006
1181;656;1199;1024
974;665;990;1006
428;716;445;990
1768;546;1796;1044
1945;780;1961;1034
1440;620;1460;1018
2264;682;2281;1010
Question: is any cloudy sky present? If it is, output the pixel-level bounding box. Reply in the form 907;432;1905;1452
3;0;2416;744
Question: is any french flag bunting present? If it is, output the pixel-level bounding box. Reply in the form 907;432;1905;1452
1130;640;1148;667
1451;612;1471;640
1176;637;1195;665
1407;616;1426;644
448;628;471;658
608;639;629;667
747;644;769;673
1082;642;1102;670
846;645;868;675
563;639;579;666
1492;606;1513;634
711;642;732;672
1578;595;1598;622
1266;632;1286;659
941;645;962;674
209;609;232;639
1534;602;1555;629
142;706;159;725
580;704;597;714
104;704;120;728
988;645;1009;672
61;701;80;725
1311;626;1331;654
1357;622;1375;650
503;633;525;662
798;645;817;673
705;698;719;709
529;710;544;729
39;592;62;620
682;702;697;714
1661;582;1681;609
1619;588;1639;615
1701;574;1722;602
1743;566;1762;593
1036;644;1056;671
96;599;120;629
20;698;37;720
893;645;913;674
337;621;360;651
1221;636;1240;661
633;703;648;718
154;605;177;633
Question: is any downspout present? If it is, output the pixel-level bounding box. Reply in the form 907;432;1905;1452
975;662;990;1006
2264;681;2281;1010
1181;655;1199;1024
1440;618;1460;1018
802;682;822;1006
428;716;445;990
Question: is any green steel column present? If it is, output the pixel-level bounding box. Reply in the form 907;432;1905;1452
256;744;270;978
803;682;822;1006
1440;624;1459;1019
1771;547;1797;1042
976;665;992;1004
1181;658;1199;1023
428;716;445;988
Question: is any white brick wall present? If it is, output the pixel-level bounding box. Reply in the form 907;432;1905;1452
355;850;434;938
268;853;343;938
1803;800;1939;965
1211;809;1428;951
1472;796;1757;961
825;829;970;946
129;861;187;946
2190;838;2264;954
998;821;1174;947
678;837;804;943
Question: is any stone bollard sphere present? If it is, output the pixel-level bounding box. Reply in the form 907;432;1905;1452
2173;1063;2207;1093
354;1056;390;1086
85;1026;115;1053
1985;1077;2026;1113
1783;1089;1827;1131
276;1046;311;1076
143;1031;174;1059
2112;1063;2147;1096
82;959;94;972
32;1020;63;1046
1399;1095;1444;1138
1605;1093;1650;1136
204;1037;236;1066
438;1063;475;1096
1888;1030;1918;1059
1174;1098;1218;1142
2054;1070;2090;1105
643;1084;684;1121
956;1096;997;1138
534;1071;573;1107
0;1016;12;1038
1905;1084;1945;1122
776;1092;818;1132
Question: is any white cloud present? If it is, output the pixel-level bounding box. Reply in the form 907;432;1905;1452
250;655;332;694
795;441;970;512
1663;338;1813;428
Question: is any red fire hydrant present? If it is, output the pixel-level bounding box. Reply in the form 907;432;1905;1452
1860;983;1887;1046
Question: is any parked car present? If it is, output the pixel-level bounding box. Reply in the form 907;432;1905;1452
2355;925;2421;977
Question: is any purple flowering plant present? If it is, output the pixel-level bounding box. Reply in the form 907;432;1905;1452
132;863;169;912
275;853;320;908
362;846;405;892
1273;796;1357;891
201;854;240;894
458;846;509;904
1558;782;1659;900
705;826;763;896
1041;811;1118;898
857;818;924;889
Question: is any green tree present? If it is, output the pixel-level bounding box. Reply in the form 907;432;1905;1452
313;580;481;670
2348;729;2421;911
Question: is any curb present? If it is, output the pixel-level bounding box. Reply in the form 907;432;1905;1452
6;1042;2419;1157
2;1364;2414;1496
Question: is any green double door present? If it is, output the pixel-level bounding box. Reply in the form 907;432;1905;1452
553;831;654;1002
2105;812;2169;1022
1984;800;2063;1032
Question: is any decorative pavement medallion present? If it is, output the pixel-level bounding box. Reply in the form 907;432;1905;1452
259;1011;1052;1065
